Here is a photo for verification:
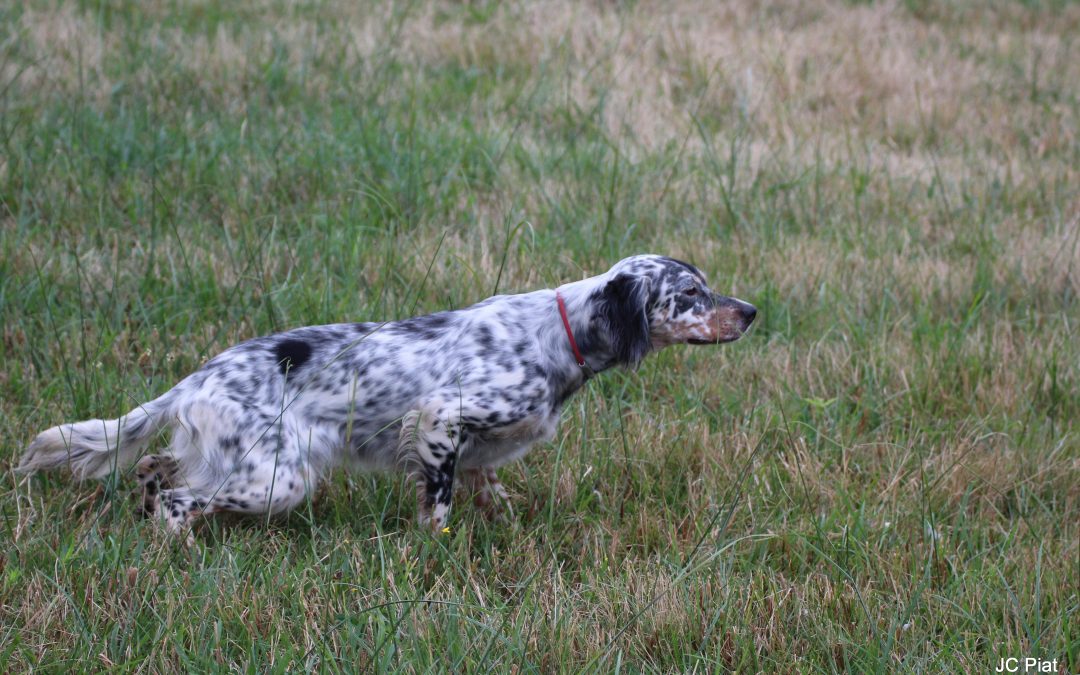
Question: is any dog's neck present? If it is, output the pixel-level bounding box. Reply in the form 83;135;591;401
543;275;649;407
554;276;615;370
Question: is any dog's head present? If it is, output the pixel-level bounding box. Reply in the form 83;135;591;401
595;254;756;365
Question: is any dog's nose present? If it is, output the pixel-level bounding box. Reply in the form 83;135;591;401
740;302;757;324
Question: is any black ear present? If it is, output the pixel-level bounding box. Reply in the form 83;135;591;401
598;273;652;366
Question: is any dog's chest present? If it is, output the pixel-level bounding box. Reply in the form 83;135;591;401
460;409;561;469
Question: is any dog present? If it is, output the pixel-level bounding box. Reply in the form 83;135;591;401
18;254;756;537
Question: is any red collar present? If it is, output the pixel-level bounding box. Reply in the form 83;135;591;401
555;291;587;368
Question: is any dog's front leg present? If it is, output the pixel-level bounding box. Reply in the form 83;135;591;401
401;406;466;532
464;467;513;519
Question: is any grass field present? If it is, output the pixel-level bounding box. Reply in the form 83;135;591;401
1;0;1078;671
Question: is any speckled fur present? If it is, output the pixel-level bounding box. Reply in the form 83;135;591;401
18;255;756;534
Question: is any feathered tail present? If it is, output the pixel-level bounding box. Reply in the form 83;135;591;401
18;393;175;480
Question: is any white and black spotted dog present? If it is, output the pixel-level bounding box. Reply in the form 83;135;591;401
19;254;756;537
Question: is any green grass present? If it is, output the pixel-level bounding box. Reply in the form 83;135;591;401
1;0;1078;671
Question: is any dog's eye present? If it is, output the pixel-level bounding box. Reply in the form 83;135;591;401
683;288;698;297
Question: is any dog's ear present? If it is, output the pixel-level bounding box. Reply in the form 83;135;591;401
599;273;652;367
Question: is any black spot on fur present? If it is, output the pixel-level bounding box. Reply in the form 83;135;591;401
274;339;312;375
476;324;494;350
390;312;453;340
658;256;704;279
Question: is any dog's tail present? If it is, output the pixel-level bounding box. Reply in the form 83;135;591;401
18;392;176;480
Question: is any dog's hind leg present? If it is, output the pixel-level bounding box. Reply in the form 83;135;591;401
136;454;179;519
143;403;330;540
149;486;220;545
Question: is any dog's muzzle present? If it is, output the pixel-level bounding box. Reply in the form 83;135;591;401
687;296;757;344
